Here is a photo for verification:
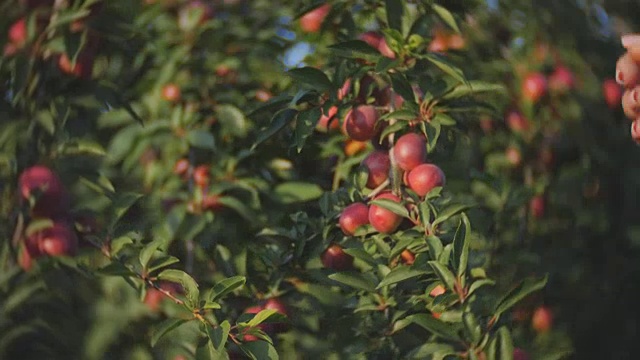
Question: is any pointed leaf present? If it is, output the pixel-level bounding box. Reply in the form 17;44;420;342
139;239;164;269
328;272;377;292
252;108;298;150
377;266;427;288
432;4;460;33
428;261;456;291
151;318;189;347
370;198;409;218
452;213;471;278
494;275;548;317
287;67;333;92
158;269;200;308
209;276;246;302
393;313;461;341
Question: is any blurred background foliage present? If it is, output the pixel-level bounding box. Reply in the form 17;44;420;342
0;0;639;359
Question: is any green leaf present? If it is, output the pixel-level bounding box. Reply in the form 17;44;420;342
151;318;189;347
377;266;427;288
273;182;323;204
217;196;256;221
393;313;461;341
494;275;548;318
370;198;409;218
495;327;514;360
216;104;250;138
158;269;200;308
239;339;279;360
432;203;474;228
187;130;216;150
432;4;460;33
293;282;347;306
209;276;246;302
25;218;53;237
389;72;415;105
195;338;224;360
379;120;408;139
108;192;143;231
247;309;279;327
328;272;378;292
426;235;443;261
210;320;231;350
432;113;456;126
342;248;377;265
428;261;456;291
385;0;404;31
452;213;471;279
441;81;506;100
406;343;456;359
147;255;180;273
463;311;482;345
424;54;466;84
295;107;322;152
467;278;496;296
328;40;383;62
287;67;333;92
252;108;298;150
425;121;441;153
139;239;164;269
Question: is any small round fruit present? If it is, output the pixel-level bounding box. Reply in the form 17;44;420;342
263;297;289;333
393;133;427;171
316;106;339;132
513;348;530;360
529;195;545;218
428;31;449;53
522;72;547;102
8;18;27;46
616;52;640;88
58;51;94;79
36;222;78;256
369;192;403;234
321;244;354;271
622;87;640;120
377;37;395;59
631;118;640;143
202;194;223;212
173;158;190;176
506;110;530;133
531;306;553;333
548;66;575;92
506;146;522;166
339;203;370;236
359;31;382;49
337;78;352;100
447;33;465;50
429;284;445;297
343;105;379;141
193;165;210;187
407;163;445;197
400;249;415;265
344;139;368;157
162;84;181;102
362;151;390;189
255;89;272;102
299;4;331;33
602;79;622;109
19;165;69;217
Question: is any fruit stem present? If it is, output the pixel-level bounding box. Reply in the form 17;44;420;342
365;178;390;200
387;94;403;196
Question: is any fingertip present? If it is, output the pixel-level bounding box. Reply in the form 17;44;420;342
621;34;640;49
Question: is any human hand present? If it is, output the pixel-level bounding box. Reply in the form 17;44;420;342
617;34;640;120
